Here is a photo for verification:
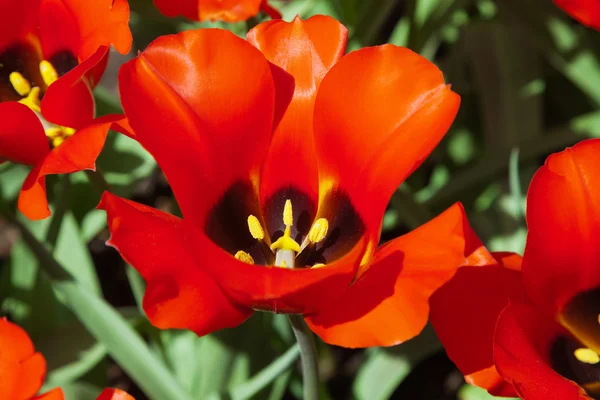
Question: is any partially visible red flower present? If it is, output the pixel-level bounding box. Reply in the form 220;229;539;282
0;318;136;400
0;318;64;400
0;0;132;220
153;0;281;22
430;138;600;399
99;15;486;348
554;0;600;30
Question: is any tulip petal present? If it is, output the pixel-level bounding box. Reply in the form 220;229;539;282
0;102;49;165
32;388;65;400
248;16;348;207
17;116;120;220
41;46;107;130
494;301;590;399
523;138;600;314
0;319;46;399
39;0;131;61
99;192;252;336
554;0;600;30
0;0;40;52
154;0;264;22
96;388;134;400
429;253;524;397
313;45;460;236
304;203;481;348
119;29;275;228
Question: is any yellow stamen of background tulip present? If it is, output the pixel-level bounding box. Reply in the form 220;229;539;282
18;87;41;113
40;60;59;87
574;348;600;364
9;72;31;96
234;250;254;264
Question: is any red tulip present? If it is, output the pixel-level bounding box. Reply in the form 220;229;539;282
99;15;483;348
430;138;600;399
153;0;281;22
554;0;600;30
0;0;133;220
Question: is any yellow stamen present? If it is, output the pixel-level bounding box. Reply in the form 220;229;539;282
9;72;31;96
234;250;254;264
247;215;265;240
45;126;76;148
280;260;287;268
18;86;41;113
574;348;600;364
311;263;325;268
283;199;293;227
308;218;329;243
40;60;59;87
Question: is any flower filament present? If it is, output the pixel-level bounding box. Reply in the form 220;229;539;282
235;199;329;268
8;61;75;148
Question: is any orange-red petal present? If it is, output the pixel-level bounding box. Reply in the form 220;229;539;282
18;117;119;220
41;46;107;130
99;192;252;336
0;319;47;400
247;16;348;210
304;203;480;348
429;253;525;397
313;45;460;237
96;388;134;400
32;388;65;400
554;0;600;30
119;29;275;228
494;301;589;399
522;138;600;315
0;102;49;165
154;0;275;22
0;0;40;52
39;0;131;61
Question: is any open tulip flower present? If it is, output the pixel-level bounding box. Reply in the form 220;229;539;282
0;0;132;220
554;0;600;30
153;0;281;22
0;318;134;400
430;138;600;399
99;15;486;348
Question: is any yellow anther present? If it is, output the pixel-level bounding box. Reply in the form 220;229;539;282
270;226;301;253
234;250;254;264
247;215;265;240
45;126;75;148
283;199;293;227
311;263;325;268
574;348;600;364
40;60;59;87
18;87;41;113
308;218;329;243
280;260;287;268
9;72;31;96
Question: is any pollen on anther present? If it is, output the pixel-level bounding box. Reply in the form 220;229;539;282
40;60;59;87
283;199;293;227
574;348;600;364
247;215;264;240
234;250;254;264
308;218;329;243
311;263;325;268
9;72;31;96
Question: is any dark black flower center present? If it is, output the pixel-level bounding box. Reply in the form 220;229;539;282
205;181;364;268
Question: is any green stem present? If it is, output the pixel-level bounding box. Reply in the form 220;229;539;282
85;168;112;194
288;314;320;400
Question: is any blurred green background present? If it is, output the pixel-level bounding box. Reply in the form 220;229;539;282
2;0;600;398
